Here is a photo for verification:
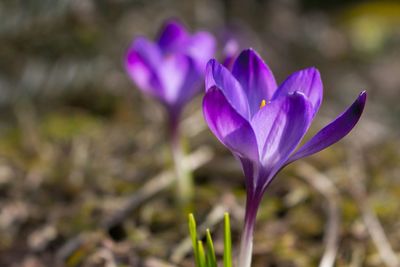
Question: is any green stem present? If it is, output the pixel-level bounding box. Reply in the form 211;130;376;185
168;113;193;205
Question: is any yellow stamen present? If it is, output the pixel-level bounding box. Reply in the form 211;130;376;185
260;99;267;109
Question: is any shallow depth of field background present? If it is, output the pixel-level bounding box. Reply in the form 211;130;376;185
0;1;399;266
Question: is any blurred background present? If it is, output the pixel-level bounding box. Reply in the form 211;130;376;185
0;0;399;266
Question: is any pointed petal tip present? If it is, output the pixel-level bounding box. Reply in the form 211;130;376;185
359;90;367;105
234;48;259;61
157;20;188;51
205;58;216;71
287;90;311;103
162;19;185;29
239;47;259;58
359;90;367;100
205;58;219;91
352;90;367;115
205;58;231;78
301;66;320;76
289;90;306;97
207;58;217;66
206;58;224;72
310;67;320;75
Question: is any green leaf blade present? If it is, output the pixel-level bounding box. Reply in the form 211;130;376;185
223;212;232;267
206;229;217;267
188;213;200;267
198;240;207;267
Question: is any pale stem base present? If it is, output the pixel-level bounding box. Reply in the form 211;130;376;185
170;136;193;204
238;193;261;267
238;222;254;267
168;114;193;205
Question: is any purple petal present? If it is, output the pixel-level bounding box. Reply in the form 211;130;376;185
273;67;323;116
286;91;367;164
157;53;191;104
232;49;277;117
205;59;250;119
131;37;162;67
186;32;216;72
251;92;313;171
203;87;259;161
157;20;188;53
174;57;202;107
125;37;164;99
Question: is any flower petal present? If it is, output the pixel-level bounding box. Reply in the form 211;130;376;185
203;87;259;161
125;37;164;99
232;49;277;117
186;32;216;72
273;67;323;116
157;53;190;104
157;20;188;53
286;91;367;164
131;37;163;67
251;92;313;171
205;59;250;119
174;57;202;107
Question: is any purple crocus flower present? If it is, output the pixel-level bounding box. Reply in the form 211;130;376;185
125;20;215;203
125;20;216;132
202;48;366;267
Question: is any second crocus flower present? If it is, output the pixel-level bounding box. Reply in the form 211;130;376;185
125;19;215;132
125;20;216;203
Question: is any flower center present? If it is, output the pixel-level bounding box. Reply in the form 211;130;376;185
260;99;267;109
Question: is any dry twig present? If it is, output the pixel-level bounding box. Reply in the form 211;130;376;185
347;148;399;267
296;162;341;267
